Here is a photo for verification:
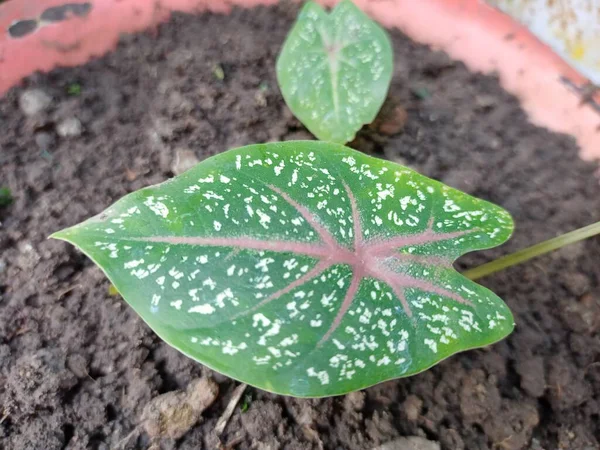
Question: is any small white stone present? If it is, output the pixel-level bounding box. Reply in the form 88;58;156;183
19;89;52;116
57;118;83;137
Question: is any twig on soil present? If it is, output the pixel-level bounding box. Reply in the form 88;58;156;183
115;425;142;449
223;434;244;449
57;283;80;299
11;327;30;338
0;410;9;424
552;383;563;400
214;383;247;437
83;367;97;383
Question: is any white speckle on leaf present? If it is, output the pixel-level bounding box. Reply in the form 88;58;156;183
222;340;247;355
307;367;329;385
332;339;345;350
424;338;438;353
168;268;184;280
144;196;169;218
189;304;215;314
280;334;298;347
199;175;214;183
203;278;217;290
131;269;149;279
170;300;183;310
215;288;234;308
377;356;391;366
268;347;281;358
256;210;271;229
258;321;282;346
253;313;271;328
124;259;144;269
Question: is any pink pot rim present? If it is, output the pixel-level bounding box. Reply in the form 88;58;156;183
1;0;598;160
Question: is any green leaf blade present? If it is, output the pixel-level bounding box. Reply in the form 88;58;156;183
52;141;514;397
276;1;393;144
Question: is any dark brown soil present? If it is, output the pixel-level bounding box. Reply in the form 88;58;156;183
1;4;599;450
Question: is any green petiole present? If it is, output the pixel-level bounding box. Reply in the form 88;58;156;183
464;220;600;280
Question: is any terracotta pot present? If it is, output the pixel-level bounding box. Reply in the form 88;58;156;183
1;0;598;159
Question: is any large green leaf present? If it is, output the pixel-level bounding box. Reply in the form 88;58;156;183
52;142;514;397
276;0;393;144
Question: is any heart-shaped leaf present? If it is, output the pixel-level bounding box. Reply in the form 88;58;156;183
52;142;514;397
276;0;393;144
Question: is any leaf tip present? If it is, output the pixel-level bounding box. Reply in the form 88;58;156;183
48;226;77;244
48;230;65;241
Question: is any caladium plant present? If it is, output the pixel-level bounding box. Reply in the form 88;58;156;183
52;142;515;397
277;0;393;144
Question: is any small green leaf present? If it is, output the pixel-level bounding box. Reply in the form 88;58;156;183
67;83;82;96
411;86;431;100
240;390;253;412
212;64;225;81
52;141;514;397
108;284;120;296
0;187;12;207
277;1;393;144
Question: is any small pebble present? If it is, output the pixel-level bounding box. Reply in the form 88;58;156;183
141;378;218;440
57;118;83;137
563;293;600;334
19;89;52;116
66;354;89;379
559;272;590;296
402;395;423;422
516;356;546;398
171;148;200;175
344;391;365;412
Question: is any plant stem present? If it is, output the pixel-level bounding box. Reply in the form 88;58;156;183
463;220;600;281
